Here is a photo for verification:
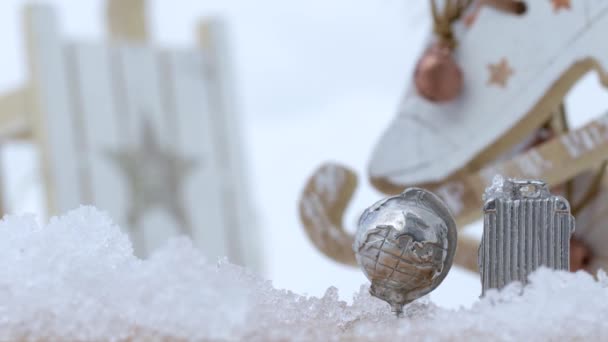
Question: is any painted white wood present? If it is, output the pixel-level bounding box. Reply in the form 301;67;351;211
21;5;260;270
369;0;608;186
115;44;182;255
64;43;238;259
26;6;82;214
66;41;127;233
201;19;261;269
116;44;168;142
165;49;229;260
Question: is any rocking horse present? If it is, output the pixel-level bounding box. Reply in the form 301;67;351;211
299;0;608;274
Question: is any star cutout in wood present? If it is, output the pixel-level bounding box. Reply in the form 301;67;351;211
109;120;198;235
487;58;514;87
551;0;570;12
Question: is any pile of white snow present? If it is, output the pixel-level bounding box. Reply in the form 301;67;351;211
0;207;605;341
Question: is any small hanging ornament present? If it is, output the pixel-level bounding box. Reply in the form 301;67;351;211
414;0;525;102
415;43;463;102
414;0;467;102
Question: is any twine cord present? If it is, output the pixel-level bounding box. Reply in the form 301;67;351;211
430;0;525;50
430;0;471;50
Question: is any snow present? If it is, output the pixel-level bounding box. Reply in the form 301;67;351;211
0;206;606;341
482;176;553;203
483;174;506;202
0;0;608;315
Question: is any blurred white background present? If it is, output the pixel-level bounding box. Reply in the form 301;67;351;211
0;0;607;309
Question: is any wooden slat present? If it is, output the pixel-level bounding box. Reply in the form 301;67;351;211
198;19;261;270
165;49;229;260
67;42;127;225
433;109;608;228
114;45;182;255
106;0;148;42
117;45;168;142
0;87;32;139
24;5;82;214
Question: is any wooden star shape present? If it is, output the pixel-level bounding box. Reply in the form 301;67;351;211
487;58;514;87
109;120;198;233
551;0;570;12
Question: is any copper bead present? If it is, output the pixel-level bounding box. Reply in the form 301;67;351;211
414;44;463;102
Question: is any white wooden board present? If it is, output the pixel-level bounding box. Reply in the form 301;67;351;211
25;5;260;270
369;0;608;187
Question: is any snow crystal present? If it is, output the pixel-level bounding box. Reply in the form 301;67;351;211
483;174;506;202
483;175;551;203
0;206;606;341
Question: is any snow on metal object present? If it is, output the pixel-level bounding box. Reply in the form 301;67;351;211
369;0;608;188
479;178;574;295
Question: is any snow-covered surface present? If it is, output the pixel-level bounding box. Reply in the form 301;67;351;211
1;0;608;313
0;206;605;341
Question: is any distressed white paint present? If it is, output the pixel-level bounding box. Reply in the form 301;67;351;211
561;122;608;158
22;5;260;271
514;150;553;178
26;6;81;214
200;20;261;269
312;164;345;204
65;41;127;223
166;49;230;261
300;192;335;248
114;45;183;255
369;0;608;186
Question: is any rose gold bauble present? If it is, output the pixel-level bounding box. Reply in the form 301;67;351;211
414;44;463;102
570;237;592;272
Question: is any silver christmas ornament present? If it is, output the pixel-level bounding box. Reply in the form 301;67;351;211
479;178;575;295
354;188;457;316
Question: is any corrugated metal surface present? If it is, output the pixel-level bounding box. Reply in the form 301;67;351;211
480;187;574;295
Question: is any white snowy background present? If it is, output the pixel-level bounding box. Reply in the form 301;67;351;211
0;0;607;310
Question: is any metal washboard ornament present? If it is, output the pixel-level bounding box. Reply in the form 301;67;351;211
354;188;457;316
479;177;575;295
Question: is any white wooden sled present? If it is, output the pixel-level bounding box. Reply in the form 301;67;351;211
300;0;608;274
0;1;261;271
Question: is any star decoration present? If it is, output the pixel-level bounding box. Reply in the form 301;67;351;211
487;58;514;87
108;120;198;234
551;0;570;12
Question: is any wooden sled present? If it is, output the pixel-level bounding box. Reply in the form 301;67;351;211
299;1;608;274
0;1;262;272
